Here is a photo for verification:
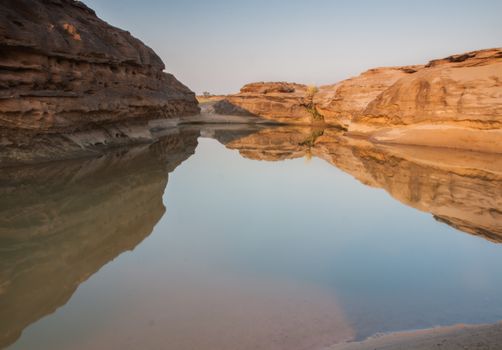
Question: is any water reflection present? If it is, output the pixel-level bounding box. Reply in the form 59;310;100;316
0;130;198;348
1;124;501;349
218;126;502;243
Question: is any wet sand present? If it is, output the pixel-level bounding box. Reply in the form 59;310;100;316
328;322;502;350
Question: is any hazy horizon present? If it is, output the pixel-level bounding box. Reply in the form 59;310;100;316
84;0;502;95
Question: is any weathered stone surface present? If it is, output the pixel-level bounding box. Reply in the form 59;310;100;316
213;82;324;124
0;0;199;135
352;48;502;152
215;49;502;152
0;129;199;348
314;66;422;128
361;48;502;127
219;126;502;242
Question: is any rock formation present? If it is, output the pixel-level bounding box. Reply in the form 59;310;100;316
216;125;502;243
314;66;422;128
213;82;324;124
351;49;502;152
214;48;502;153
360;49;502;129
0;0;199;156
0;129;199;348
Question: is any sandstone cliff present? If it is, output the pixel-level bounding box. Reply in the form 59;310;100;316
352;49;502;152
214;48;502;153
360;49;502;129
0;0;199;138
314;66;422;128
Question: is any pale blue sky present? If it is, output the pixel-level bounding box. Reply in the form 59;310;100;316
84;0;501;94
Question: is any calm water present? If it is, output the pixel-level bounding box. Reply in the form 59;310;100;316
1;125;502;349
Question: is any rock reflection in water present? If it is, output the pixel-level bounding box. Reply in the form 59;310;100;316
1;123;501;349
0;130;199;348
217;125;502;243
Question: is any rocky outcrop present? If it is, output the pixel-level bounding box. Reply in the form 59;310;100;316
314;66;422;128
0;0;199;137
0;129;199;348
213;82;324;124
217;126;502;243
359;49;502;129
351;48;502;152
214;48;502;153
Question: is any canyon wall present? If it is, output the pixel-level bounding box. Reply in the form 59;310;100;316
0;0;199;145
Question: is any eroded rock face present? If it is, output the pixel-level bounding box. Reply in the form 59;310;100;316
0;0;199;135
213;82;324;124
360;49;502;128
215;49;502;152
0;129;199;348
219;126;502;243
352;49;502;152
314;66;422;128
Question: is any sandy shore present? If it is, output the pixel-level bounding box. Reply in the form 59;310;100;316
326;322;502;350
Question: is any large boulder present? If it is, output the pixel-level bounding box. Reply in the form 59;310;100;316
0;0;199;135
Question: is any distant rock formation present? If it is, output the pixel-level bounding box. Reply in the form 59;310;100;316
215;48;502;153
0;0;199;148
213;82;324;124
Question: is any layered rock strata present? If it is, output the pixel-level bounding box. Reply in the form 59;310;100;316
213;82;324;124
0;0;199;140
314;66;422;128
215;48;502;152
352;49;502;152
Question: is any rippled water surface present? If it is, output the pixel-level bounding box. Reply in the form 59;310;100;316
2;125;502;349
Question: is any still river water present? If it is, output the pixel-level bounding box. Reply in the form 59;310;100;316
2;125;502;349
